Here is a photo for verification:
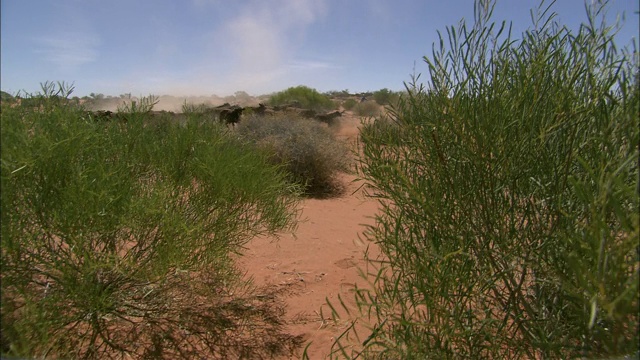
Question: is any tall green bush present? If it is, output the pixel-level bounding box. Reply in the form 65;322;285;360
1;86;302;359
268;85;337;112
335;1;639;358
372;88;401;106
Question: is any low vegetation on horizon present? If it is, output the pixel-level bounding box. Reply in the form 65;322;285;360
1;85;403;115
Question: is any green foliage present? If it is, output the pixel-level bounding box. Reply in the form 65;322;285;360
116;94;158;114
268;85;337;112
116;94;160;124
236;114;351;198
342;98;358;111
181;101;211;115
372;88;401;106
335;1;639;358
1;86;302;358
1;91;14;103
14;81;76;110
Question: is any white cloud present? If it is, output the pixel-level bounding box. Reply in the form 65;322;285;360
36;31;100;69
192;0;330;93
225;14;284;71
113;0;333;96
288;60;339;70
273;0;327;27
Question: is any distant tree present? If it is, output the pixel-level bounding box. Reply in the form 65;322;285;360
372;88;401;106
1;91;14;103
324;90;351;99
268;85;336;111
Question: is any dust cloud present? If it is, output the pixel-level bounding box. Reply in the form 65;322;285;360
84;92;269;113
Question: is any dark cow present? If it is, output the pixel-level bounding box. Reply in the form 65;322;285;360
315;110;344;126
209;103;245;127
215;102;231;109
85;110;129;123
219;106;244;127
93;110;114;121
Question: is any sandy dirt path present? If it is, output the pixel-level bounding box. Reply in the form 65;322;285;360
240;113;382;359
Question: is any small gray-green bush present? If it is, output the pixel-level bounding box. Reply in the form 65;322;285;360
237;114;351;198
332;1;639;359
1;86;302;359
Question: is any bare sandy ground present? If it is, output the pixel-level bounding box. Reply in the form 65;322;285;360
240;113;382;359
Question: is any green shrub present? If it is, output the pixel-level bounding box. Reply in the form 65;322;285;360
333;1;639;359
181;101;209;114
268;85;336;112
342;98;358;111
12;81;76;110
1;86;302;359
236;114;351;198
372;88;401;106
0;91;14;103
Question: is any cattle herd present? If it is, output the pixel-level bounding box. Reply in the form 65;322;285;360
85;102;345;127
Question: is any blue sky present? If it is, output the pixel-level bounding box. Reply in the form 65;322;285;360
1;0;638;97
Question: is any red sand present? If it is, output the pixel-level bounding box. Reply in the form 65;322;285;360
240;114;383;359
